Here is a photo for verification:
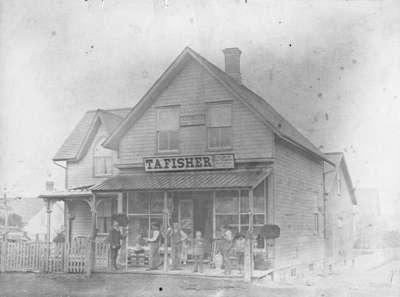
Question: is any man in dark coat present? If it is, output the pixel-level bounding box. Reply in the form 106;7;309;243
108;220;124;270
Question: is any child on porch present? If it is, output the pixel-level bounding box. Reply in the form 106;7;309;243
193;230;205;273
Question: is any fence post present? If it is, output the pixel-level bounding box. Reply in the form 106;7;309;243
1;238;6;273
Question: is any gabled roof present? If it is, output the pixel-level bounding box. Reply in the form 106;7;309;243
103;47;332;164
53;108;130;161
325;152;357;205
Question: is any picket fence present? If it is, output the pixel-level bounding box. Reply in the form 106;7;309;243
0;238;109;273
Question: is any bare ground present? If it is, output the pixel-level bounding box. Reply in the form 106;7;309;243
0;260;399;297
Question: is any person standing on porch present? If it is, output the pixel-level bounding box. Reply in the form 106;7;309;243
168;222;187;270
219;225;234;275
193;230;205;273
108;221;124;270
147;223;161;270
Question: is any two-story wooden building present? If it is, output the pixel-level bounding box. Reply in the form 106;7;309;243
324;152;357;271
42;47;336;280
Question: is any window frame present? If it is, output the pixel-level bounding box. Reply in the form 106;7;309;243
127;191;164;240
214;187;266;234
93;137;113;177
156;106;180;153
207;102;233;150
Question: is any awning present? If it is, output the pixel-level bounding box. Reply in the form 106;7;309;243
91;169;271;192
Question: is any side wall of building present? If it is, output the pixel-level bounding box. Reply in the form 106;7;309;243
273;138;325;280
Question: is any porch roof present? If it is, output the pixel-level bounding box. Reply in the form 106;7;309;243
91;169;271;192
38;190;92;200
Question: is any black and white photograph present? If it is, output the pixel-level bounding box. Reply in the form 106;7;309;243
1;1;400;296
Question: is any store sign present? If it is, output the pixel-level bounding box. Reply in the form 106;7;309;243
180;114;206;127
143;154;234;172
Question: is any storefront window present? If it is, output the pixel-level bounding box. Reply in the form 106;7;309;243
150;192;164;213
240;190;250;213
254;182;265;214
128;192;148;214
214;189;265;235
215;190;239;213
127;191;165;246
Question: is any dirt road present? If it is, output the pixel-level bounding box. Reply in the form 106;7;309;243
0;261;399;297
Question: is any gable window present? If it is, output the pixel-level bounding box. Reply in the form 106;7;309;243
207;103;232;149
94;138;113;176
157;107;179;152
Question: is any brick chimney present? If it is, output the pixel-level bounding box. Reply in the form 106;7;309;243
223;47;242;83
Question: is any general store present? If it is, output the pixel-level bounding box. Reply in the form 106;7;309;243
41;47;339;280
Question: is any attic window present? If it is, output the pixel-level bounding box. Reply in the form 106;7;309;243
93;138;113;177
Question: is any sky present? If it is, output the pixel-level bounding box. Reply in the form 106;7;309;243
0;0;399;213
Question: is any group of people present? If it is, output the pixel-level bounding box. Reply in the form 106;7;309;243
216;225;247;275
107;220;247;275
146;222;206;273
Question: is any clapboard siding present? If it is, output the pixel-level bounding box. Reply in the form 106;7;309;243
67;122;118;189
273;138;325;269
69;200;91;238
119;59;274;163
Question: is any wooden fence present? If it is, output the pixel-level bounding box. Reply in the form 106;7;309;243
0;238;110;273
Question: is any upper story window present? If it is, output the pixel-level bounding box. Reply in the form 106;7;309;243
94;138;113;177
157;107;179;152
207;103;232;149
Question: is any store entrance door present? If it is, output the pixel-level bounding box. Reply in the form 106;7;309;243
178;199;193;237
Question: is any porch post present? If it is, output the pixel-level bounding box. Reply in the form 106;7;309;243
86;193;97;276
64;201;70;244
63;200;72;273
244;189;254;282
163;191;169;272
46;199;53;272
266;175;276;278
